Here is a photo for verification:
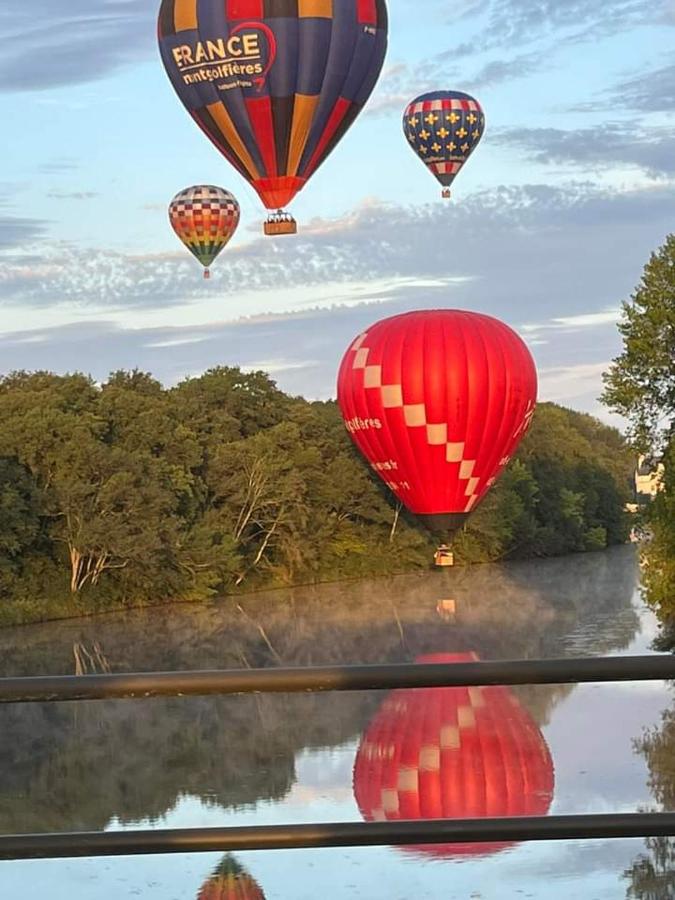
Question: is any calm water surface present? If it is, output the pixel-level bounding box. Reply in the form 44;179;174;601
0;546;672;899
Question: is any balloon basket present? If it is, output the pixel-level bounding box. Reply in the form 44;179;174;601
434;547;455;567
264;210;297;236
441;189;452;200
203;269;211;280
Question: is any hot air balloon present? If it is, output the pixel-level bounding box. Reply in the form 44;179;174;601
169;185;240;279
337;310;538;541
353;653;555;858
403;91;485;198
197;855;266;900
158;1;389;235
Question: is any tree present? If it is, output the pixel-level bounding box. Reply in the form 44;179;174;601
601;236;675;640
639;440;675;626
0;366;637;624
0;458;41;596
602;234;675;454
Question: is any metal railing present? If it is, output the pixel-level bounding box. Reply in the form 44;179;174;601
1;654;674;861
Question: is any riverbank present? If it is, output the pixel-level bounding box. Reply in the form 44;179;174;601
0;544;634;631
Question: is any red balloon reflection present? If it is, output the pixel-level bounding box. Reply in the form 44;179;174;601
353;653;554;857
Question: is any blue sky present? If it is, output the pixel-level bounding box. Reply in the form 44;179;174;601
1;0;674;421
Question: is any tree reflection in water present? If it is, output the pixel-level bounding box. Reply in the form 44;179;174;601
625;703;675;899
0;547;640;835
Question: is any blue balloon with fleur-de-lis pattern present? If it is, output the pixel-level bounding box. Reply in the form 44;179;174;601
403;91;485;195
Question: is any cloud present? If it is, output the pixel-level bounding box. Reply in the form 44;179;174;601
367;60;458;117
0;2;154;92
46;191;99;201
0;182;673;320
448;0;663;54
0;180;671;421
521;309;621;333
38;158;80;174
0;215;48;251
241;358;320;376
367;49;545;117
0;292;623;420
610;62;675;112
569;62;675;114
465;51;546;89
496;123;675;178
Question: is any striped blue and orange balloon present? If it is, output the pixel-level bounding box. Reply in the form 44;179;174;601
403;91;485;198
158;1;388;223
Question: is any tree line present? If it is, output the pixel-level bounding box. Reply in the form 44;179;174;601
602;233;675;649
0;361;633;625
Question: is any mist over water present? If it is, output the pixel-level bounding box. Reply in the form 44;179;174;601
0;546;671;899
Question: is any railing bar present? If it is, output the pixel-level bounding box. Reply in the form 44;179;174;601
0;813;673;860
0;656;672;704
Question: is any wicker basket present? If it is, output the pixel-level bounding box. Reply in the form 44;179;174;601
264;217;297;236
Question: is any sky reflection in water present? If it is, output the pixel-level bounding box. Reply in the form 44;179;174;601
0;546;671;898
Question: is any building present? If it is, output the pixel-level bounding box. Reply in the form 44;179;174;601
635;455;665;500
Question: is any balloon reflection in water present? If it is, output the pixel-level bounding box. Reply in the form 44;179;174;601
353;653;554;858
197;855;266;900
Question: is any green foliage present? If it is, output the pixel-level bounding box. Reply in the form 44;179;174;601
639;437;675;630
601;234;675;643
602;233;675;453
0;366;632;625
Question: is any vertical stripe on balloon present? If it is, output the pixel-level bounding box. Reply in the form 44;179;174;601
318;102;360;168
304;96;351;176
246;96;279;178
287;94;320;175
206;103;262;180
357;0;378;24
174;0;198;31
158;0;176;36
272;96;296;176
298;0;333;15
265;0;299;15
226;0;264;18
191;110;250;180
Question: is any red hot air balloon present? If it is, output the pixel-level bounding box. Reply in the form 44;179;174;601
336;310;538;537
353;653;555;858
158;1;389;235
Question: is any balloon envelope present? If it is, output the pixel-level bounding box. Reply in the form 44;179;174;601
336;310;538;535
169;185;240;272
158;1;389;211
198;854;266;900
403;91;485;192
353;653;555;858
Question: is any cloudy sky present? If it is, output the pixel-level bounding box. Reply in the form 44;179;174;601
1;0;674;422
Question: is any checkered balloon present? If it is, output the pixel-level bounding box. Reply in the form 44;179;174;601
169;185;240;276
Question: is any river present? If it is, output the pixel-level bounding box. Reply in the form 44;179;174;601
0;546;672;899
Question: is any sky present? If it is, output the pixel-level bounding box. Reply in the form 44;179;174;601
1;0;674;423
